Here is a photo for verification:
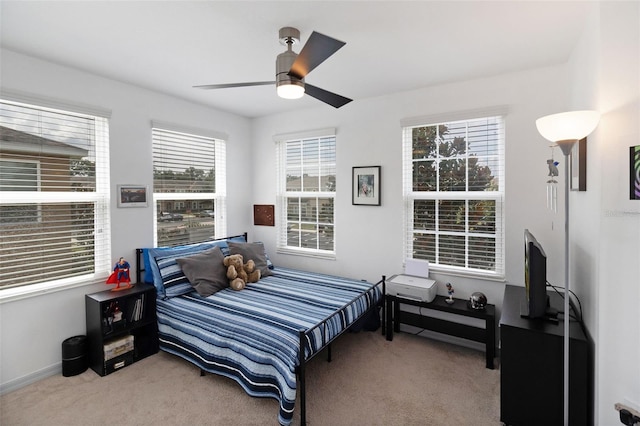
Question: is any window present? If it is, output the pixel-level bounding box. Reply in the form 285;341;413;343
0;99;111;291
152;125;226;246
0;159;40;223
402;112;505;278
275;129;336;257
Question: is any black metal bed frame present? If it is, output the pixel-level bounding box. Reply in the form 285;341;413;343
296;276;385;425
135;233;386;426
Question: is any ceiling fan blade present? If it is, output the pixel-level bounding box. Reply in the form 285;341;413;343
304;84;352;108
194;81;274;90
288;31;346;79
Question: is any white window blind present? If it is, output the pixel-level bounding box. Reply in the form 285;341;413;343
275;131;336;257
0;99;111;290
152;127;226;246
402;114;505;278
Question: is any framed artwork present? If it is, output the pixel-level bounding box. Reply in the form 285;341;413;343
352;166;381;206
117;184;148;208
253;204;275;226
570;137;587;191
630;145;640;200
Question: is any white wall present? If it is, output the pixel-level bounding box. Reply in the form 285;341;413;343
568;2;640;424
250;65;571;323
0;49;252;392
3;7;637;421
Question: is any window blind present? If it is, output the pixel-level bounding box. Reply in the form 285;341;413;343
0;99;111;289
276;133;336;256
402;114;505;278
152;127;226;246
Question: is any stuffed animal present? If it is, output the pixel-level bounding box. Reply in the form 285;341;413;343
223;254;261;290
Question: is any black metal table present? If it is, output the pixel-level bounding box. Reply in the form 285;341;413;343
385;293;496;369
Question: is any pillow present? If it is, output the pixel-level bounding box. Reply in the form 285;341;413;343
143;247;171;284
222;235;247;256
143;236;247;292
176;247;228;297
228;241;273;278
148;241;226;298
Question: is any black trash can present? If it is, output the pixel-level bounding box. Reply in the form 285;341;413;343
61;335;88;377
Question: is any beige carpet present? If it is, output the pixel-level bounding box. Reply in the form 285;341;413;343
1;331;500;425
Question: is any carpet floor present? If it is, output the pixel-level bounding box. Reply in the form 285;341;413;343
1;331;500;425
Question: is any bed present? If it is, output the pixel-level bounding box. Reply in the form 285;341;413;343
136;233;385;425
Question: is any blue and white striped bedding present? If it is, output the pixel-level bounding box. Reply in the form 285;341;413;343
156;267;383;425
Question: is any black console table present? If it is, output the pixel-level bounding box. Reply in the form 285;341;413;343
385;294;496;369
500;285;589;425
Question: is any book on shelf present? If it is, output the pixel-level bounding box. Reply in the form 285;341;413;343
129;294;145;322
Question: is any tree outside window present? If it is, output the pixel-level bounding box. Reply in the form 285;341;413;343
404;115;504;277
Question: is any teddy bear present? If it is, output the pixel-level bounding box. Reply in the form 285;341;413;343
223;254;261;290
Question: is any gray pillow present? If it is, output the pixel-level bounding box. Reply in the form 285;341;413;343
176;247;228;297
228;241;272;278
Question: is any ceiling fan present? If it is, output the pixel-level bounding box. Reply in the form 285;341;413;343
194;27;352;109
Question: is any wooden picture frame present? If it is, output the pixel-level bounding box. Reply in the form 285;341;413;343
352;166;381;206
570;137;587;191
117;185;148;208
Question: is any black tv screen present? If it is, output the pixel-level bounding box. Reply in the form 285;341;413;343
524;229;548;319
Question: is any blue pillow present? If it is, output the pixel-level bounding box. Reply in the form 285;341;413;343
142;247;173;284
148;241;228;298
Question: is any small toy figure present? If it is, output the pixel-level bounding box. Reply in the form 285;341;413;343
547;158;559;180
106;257;132;291
112;304;123;322
445;282;455;304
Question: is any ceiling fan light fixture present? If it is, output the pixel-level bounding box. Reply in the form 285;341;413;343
275;37;304;100
196;26;351;108
277;81;305;99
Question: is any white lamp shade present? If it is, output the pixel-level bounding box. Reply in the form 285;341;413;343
277;83;305;99
535;110;600;143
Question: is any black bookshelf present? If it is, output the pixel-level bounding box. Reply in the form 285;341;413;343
85;283;158;376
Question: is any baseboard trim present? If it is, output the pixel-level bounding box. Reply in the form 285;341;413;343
0;362;61;396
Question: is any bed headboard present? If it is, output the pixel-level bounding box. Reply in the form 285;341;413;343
135;232;248;284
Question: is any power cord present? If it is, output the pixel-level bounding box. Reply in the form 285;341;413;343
546;280;584;324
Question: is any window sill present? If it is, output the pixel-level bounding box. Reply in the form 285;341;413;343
427;267;506;283
0;275;109;304
276;247;336;261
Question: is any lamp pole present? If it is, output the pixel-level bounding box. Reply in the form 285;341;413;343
535;110;599;426
557;140;576;426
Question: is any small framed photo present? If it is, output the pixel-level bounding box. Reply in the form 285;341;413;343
352;166;381;206
117;184;148;208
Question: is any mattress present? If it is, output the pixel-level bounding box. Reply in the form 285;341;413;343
155;267;382;425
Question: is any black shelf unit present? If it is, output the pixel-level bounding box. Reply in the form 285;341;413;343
85;283;158;376
385;293;496;369
499;284;590;425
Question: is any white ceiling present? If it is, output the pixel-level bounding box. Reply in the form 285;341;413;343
1;1;594;118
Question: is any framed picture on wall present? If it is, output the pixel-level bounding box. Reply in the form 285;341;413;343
630;145;640;200
352;166;381;206
253;204;275;226
117;184;148;208
570;137;587;191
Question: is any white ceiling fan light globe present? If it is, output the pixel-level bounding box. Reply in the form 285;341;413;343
277;82;305;99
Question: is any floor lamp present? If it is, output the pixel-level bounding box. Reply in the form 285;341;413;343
535;110;600;426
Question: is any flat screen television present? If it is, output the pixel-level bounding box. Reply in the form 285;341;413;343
522;229;555;320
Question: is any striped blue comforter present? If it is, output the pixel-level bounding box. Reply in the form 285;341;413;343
156;267;383;425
